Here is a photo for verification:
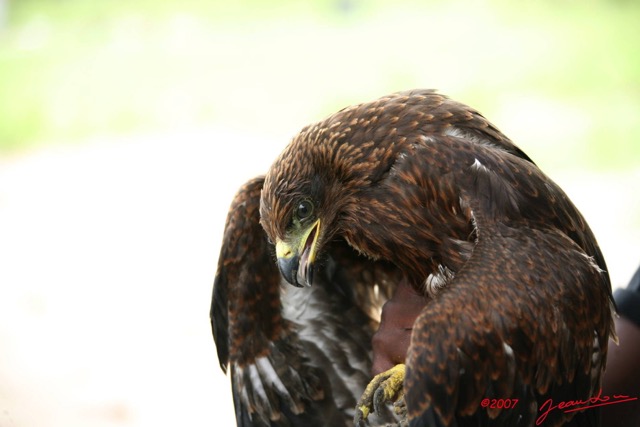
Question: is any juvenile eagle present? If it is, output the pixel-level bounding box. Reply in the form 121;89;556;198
211;90;615;426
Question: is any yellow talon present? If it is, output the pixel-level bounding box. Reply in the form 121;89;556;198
377;364;406;402
355;364;407;426
357;405;370;420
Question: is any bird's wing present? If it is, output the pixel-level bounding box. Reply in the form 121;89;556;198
390;134;614;426
396;89;537;165
211;177;397;426
406;224;609;427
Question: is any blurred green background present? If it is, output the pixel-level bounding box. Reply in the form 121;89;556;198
1;0;639;171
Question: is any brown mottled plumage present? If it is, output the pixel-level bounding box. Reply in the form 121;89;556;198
211;89;615;426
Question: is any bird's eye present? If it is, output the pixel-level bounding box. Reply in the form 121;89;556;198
296;199;314;221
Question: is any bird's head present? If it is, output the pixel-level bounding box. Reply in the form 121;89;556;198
259;125;353;288
263;194;323;288
259;90;458;287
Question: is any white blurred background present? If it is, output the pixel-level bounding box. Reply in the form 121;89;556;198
1;1;639;426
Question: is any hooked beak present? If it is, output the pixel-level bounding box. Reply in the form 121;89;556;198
275;219;321;287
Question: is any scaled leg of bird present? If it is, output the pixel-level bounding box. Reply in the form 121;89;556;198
355;364;407;426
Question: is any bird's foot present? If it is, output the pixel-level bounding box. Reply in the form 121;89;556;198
355;364;407;426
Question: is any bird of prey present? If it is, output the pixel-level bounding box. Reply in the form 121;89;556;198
211;89;616;426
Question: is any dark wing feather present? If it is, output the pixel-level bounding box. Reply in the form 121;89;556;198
211;246;230;374
407;225;608;427
397;134;613;426
211;178;398;426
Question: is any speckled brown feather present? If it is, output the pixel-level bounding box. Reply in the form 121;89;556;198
257;89;615;426
212;178;285;368
263;91;546;283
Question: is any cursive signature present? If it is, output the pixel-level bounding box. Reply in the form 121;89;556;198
536;389;638;425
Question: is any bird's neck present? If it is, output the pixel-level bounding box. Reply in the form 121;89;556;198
342;207;475;292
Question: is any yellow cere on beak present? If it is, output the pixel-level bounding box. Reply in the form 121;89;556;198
275;240;293;259
275;219;321;287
